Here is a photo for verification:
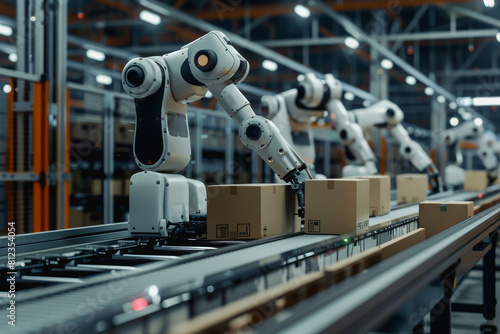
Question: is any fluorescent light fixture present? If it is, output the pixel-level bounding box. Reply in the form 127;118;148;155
424;87;434;96
483;0;495;7
140;10;161;25
474;118;483;126
96;74;112;85
262;59;278;71
8;53;17;62
205;90;213;98
0;24;13;36
344;37;359;49
294;4;310;18
449;117;459;127
449;101;457;110
362;100;371;107
437;95;446;104
405;75;417;85
86;49;105;61
496;32;500;42
3;84;11;93
473;96;500;106
344;92;355;101
380;59;393;70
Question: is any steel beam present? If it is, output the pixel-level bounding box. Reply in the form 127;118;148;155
67;35;140;60
310;0;489;127
138;0;378;102
257;29;498;47
443;4;500;29
391;5;429;52
56;0;68;230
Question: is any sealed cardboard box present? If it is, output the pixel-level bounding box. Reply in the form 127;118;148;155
344;175;390;217
207;184;300;240
464;170;489;191
397;174;427;204
419;201;474;239
304;179;369;235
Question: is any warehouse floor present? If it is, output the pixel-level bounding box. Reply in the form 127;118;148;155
450;244;500;334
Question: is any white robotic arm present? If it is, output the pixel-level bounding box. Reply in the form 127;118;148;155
260;81;323;176
292;73;378;177
122;31;310;231
349;100;442;193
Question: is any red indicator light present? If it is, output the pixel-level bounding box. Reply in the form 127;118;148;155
77;11;84;19
478;193;483;199
131;297;148;311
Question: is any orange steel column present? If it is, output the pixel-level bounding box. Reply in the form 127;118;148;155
380;136;387;175
32;83;43;232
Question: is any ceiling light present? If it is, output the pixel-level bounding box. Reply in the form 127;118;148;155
380;59;393;69
474;118;483;126
0;24;13;37
449;101;457;110
86;49;105;61
294;4;310;18
405;76;416;85
483;0;495;8
262;59;278;71
457;97;472;107
139;10;161;25
344;37;359;49
344;92;355;101
8;53;17;62
437;95;446;104
449;117;459;127
96;74;112;85
424;87;434;96
473;96;500;106
3;84;11;93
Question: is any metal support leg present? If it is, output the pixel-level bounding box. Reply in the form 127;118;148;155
480;232;498;334
430;273;454;334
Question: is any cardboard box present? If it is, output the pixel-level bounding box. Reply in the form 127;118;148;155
464;170;489;191
114;122;134;144
397;174;427;204
419;201;474;239
304;179;369;235
343;175;390;217
70;208;85;228
113;179;123;196
207;184;300;240
91;179;102;195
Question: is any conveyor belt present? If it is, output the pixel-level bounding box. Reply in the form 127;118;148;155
0;234;332;333
1;185;499;333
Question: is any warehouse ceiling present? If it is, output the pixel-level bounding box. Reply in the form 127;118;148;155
1;0;499;132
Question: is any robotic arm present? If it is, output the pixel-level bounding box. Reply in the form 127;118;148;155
443;121;498;184
261;73;378;177
349;100;443;193
122;31;310;222
260;78;324;179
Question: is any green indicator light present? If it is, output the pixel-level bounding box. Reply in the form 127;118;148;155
343;238;349;242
